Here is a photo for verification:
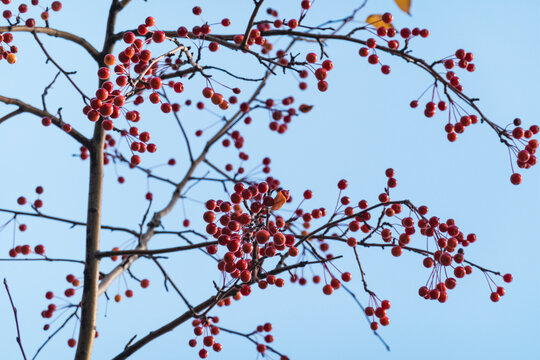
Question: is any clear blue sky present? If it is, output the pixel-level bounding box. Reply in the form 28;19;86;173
1;0;539;359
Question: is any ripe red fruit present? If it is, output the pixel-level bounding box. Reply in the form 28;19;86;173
503;273;513;283
322;59;333;71
301;0;311;10
67;338;76;347
317;81;328;92
382;12;393;24
306;52;317;63
341;272;352;282
152;30;166;43
368;54;379;64
51;1;62;11
359;47;369;57
192;6;202;15
140;279;150;288
288;19;298;29
510;173;522;185
34;245;45;255
256;229;270;244
322;284;333;295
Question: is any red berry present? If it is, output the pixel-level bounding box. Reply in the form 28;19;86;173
322;284;333;295
382;12;393;24
510;173;522;185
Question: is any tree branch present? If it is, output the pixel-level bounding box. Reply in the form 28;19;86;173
0;95;90;147
0;26;99;60
32;32;90;103
95;241;217;258
3;279;27;360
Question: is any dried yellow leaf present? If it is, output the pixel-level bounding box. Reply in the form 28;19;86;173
271;191;287;211
365;14;394;30
394;0;411;14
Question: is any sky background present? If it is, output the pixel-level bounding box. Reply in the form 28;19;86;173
1;0;539;359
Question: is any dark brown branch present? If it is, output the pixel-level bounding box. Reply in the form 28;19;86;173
4;279;28;360
107;152;178;187
353;247;373;295
0;208;138;236
111;295;220;360
159;88;193;162
0;26;99;60
0;257;84;264
95;241;217;258
112;253;340;359
41;72;61;112
102;0;132;56
0;108;24;125
32;32;90;102
150;257;194;312
239;0;265;49
341;284;391;351
0;95;90;147
218;325;285;357
32;309;78;360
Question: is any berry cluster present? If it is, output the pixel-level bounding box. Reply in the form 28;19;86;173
359;13;430;75
188;317;222;359
8;186;46;257
204;180;297;294
364;297;392;331
508;118;539;185
1;0;63;64
253;322;283;357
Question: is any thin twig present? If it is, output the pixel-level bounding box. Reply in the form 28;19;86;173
4;279;28;360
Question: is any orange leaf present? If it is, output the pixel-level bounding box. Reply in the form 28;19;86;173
272;191;287;211
394;0;411;14
365;14;394;30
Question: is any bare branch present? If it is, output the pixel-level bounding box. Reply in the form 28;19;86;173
4;279;28;360
0;26;99;60
0;108;24;125
0;95;90;146
95;241;217;258
41;72;61;112
32;32;90;103
239;0;265;49
0;208;138;236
